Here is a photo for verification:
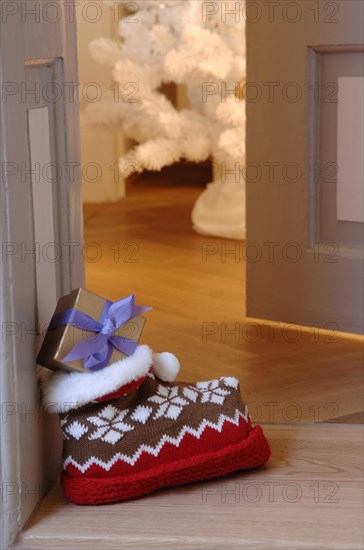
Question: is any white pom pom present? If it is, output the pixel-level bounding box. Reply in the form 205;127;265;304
152;352;180;382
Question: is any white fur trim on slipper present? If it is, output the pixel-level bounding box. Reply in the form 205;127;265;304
43;345;153;413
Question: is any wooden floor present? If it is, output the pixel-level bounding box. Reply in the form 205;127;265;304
15;170;364;549
83;170;363;424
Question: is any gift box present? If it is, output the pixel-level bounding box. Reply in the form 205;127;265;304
37;288;150;373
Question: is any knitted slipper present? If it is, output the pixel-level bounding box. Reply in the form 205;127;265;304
43;345;270;504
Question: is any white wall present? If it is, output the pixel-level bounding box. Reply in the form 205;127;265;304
76;1;126;203
76;4;191;204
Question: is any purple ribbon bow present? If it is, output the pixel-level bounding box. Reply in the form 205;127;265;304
49;294;151;371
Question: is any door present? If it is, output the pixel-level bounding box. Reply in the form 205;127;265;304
0;1;84;547
246;0;364;334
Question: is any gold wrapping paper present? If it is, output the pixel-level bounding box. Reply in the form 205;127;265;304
37;288;146;373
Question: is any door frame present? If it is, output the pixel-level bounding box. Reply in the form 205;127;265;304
0;2;84;547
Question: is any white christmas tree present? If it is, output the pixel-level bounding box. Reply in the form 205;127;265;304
88;0;246;239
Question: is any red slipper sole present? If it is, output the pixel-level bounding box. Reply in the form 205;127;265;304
61;425;270;505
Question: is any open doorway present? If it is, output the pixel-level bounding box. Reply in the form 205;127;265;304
77;0;249;382
77;1;363;424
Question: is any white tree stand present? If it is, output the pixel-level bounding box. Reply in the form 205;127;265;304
191;154;246;241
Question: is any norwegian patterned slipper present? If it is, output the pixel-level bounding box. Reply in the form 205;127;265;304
43;345;271;504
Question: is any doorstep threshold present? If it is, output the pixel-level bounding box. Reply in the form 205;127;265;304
14;424;364;550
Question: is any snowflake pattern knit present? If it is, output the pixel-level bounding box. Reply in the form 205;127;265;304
51;369;270;504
